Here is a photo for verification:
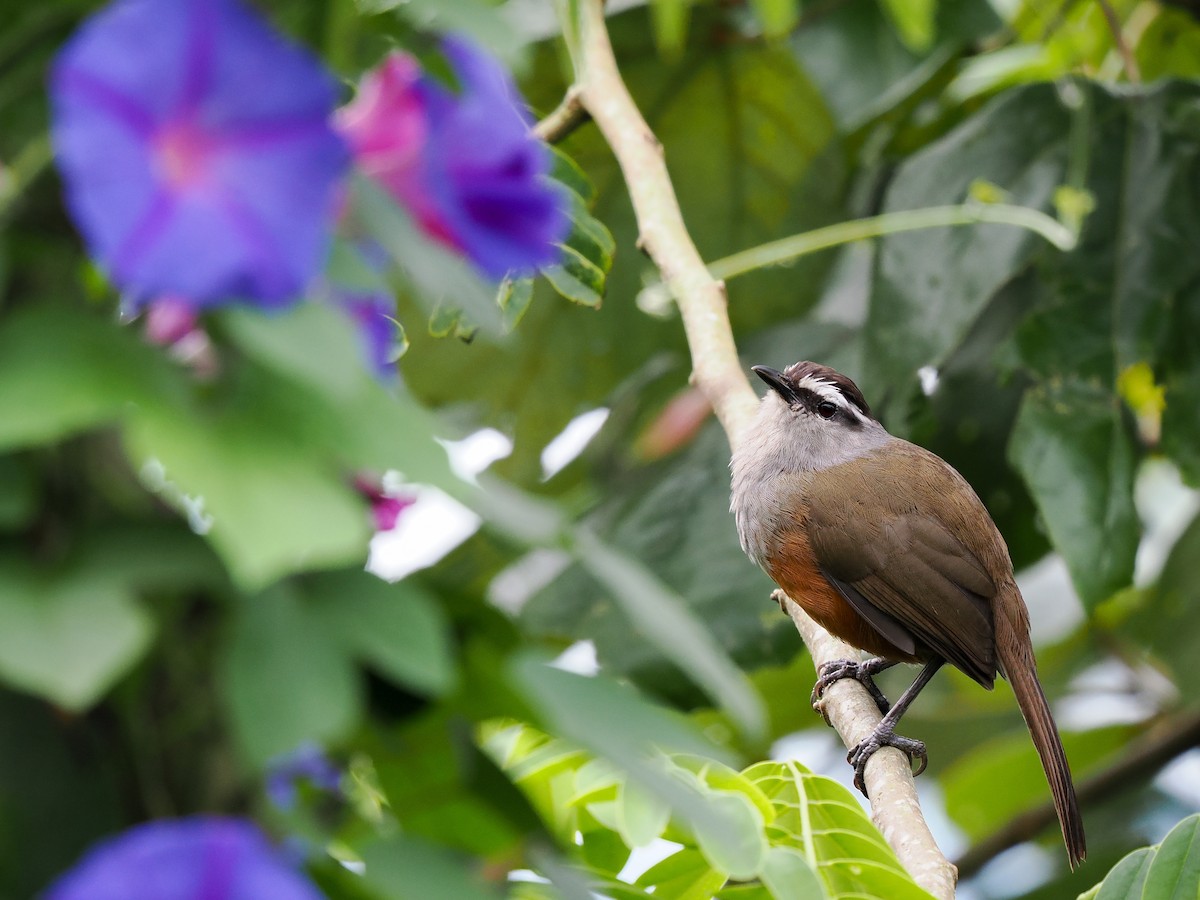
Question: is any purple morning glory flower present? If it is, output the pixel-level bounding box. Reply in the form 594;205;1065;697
338;39;569;279
43;817;325;900
265;742;343;811
338;293;401;380
51;0;349;309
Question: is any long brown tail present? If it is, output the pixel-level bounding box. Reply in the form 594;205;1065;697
996;595;1087;869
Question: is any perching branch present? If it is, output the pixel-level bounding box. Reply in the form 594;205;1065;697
572;2;957;897
956;710;1200;878
533;87;590;144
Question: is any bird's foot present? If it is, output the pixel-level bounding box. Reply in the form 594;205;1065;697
847;725;928;796
810;658;893;723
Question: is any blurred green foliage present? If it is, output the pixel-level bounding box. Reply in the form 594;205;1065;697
4;0;1200;897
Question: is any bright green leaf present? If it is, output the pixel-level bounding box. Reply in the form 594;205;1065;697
637;848;727;900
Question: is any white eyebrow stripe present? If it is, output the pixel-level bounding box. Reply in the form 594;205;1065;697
795;374;852;409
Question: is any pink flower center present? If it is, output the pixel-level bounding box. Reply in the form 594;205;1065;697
154;122;215;190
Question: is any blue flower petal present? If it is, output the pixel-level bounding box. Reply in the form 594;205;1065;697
51;0;348;308
44;817;325;900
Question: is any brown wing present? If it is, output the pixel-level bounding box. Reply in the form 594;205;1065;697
806;444;999;687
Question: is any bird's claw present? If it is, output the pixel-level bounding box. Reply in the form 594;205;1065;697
810;658;892;723
847;727;928;796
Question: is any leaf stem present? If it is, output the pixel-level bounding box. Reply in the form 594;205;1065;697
708;202;1077;284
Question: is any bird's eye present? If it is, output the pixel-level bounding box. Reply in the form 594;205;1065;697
816;401;838;420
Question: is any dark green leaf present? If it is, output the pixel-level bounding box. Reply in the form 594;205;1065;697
221;585;361;766
308;569;455;697
1008;382;1138;609
359;835;503;900
0;455;36;528
573;529;766;742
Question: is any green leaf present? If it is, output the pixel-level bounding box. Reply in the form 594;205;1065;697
307;569;456;697
354;0;521;67
1087;846;1155;900
688;784;767;878
744;761;935;900
374;712;530;856
509;652;731;766
359;835;503;900
123;379;372;590
637;848;727;900
221;585;361;766
617;779;672;848
573;529;766;742
0;308;183;452
562;190;616;275
220;302;370;401
1141;813;1200;900
941;724;1131;841
879;0;935;52
541;245;606;308
760;845;828;900
498;277;535;333
1008;382;1138;609
351;177;502;333
548;146;596;206
748;0;798;39
648;0;692;59
0;556;152;710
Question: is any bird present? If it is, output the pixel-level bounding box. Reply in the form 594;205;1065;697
730;360;1085;868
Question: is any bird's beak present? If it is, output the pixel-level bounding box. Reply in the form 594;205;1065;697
752;365;796;403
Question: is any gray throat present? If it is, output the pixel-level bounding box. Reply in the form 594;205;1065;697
729;392;892;568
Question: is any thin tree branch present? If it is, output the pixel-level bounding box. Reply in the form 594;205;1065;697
533;87;590;143
955;710;1200;878
573;2;957;896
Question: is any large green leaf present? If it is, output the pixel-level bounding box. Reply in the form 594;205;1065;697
1080;815;1200;900
0;307;184;452
0;555;152;710
1008;382;1138;609
122;368;372;590
221;585;362;766
743;761;936;900
941;724;1132;842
